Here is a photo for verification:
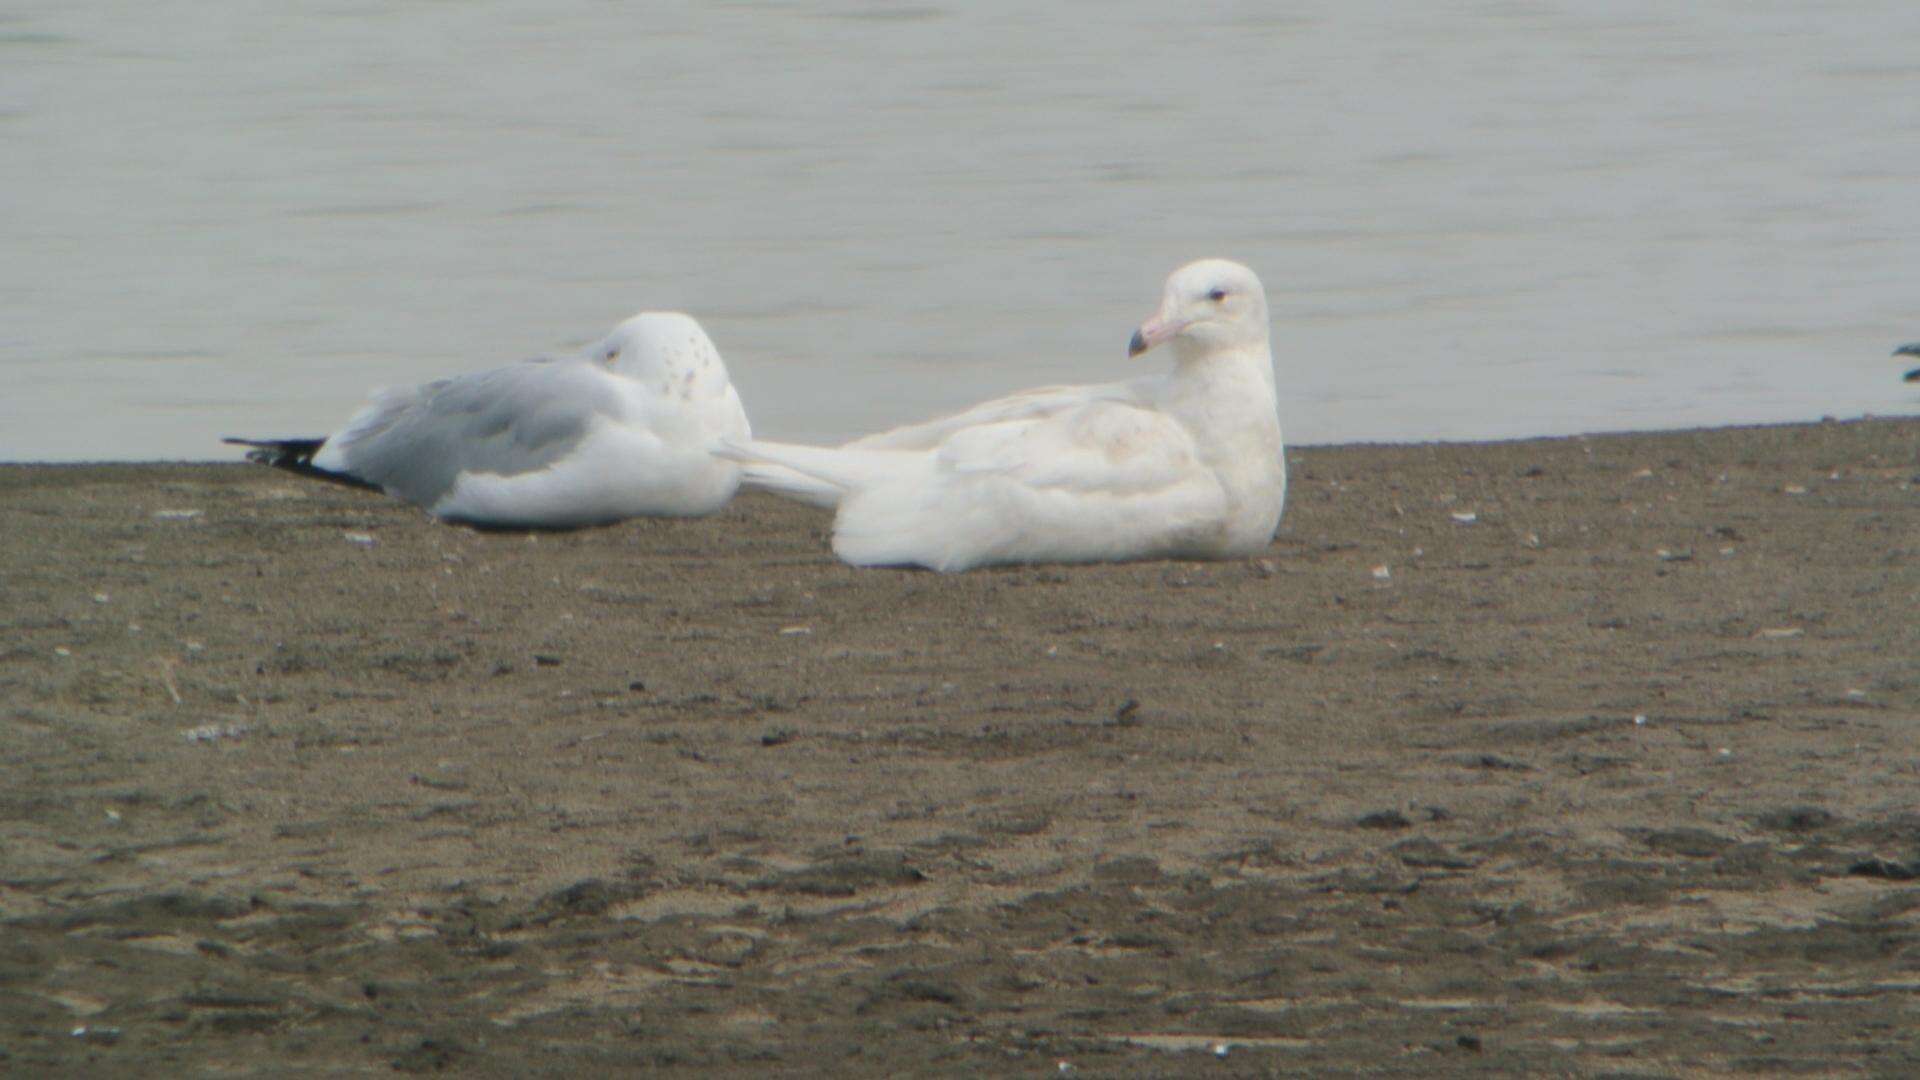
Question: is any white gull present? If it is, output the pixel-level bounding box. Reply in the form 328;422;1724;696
721;258;1286;571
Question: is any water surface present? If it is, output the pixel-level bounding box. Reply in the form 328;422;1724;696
3;1;1916;461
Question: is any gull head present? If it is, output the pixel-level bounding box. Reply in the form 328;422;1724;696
596;311;730;389
1129;259;1270;360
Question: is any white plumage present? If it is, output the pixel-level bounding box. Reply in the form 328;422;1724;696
722;259;1286;571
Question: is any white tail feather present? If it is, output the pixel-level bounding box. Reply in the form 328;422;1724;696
738;460;843;509
717;438;930;511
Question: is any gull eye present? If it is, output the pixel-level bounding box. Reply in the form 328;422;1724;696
1207;288;1228;303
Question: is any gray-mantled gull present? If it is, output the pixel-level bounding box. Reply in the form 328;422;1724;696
228;311;750;528
720;259;1286;571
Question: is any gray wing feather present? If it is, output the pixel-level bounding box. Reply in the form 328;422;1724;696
329;359;622;507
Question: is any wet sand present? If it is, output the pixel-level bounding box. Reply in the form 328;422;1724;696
2;417;1917;1076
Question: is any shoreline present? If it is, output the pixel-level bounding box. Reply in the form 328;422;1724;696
6;409;1919;469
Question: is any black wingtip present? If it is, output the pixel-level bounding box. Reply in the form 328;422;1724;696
1887;345;1918;383
226;436;381;491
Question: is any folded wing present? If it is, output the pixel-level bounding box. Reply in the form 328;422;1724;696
844;380;1142;451
314;358;622;510
828;400;1228;571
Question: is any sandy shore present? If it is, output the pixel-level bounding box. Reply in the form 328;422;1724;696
2;417;1917;1075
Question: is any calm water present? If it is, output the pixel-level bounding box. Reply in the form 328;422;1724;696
3;1;1917;462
